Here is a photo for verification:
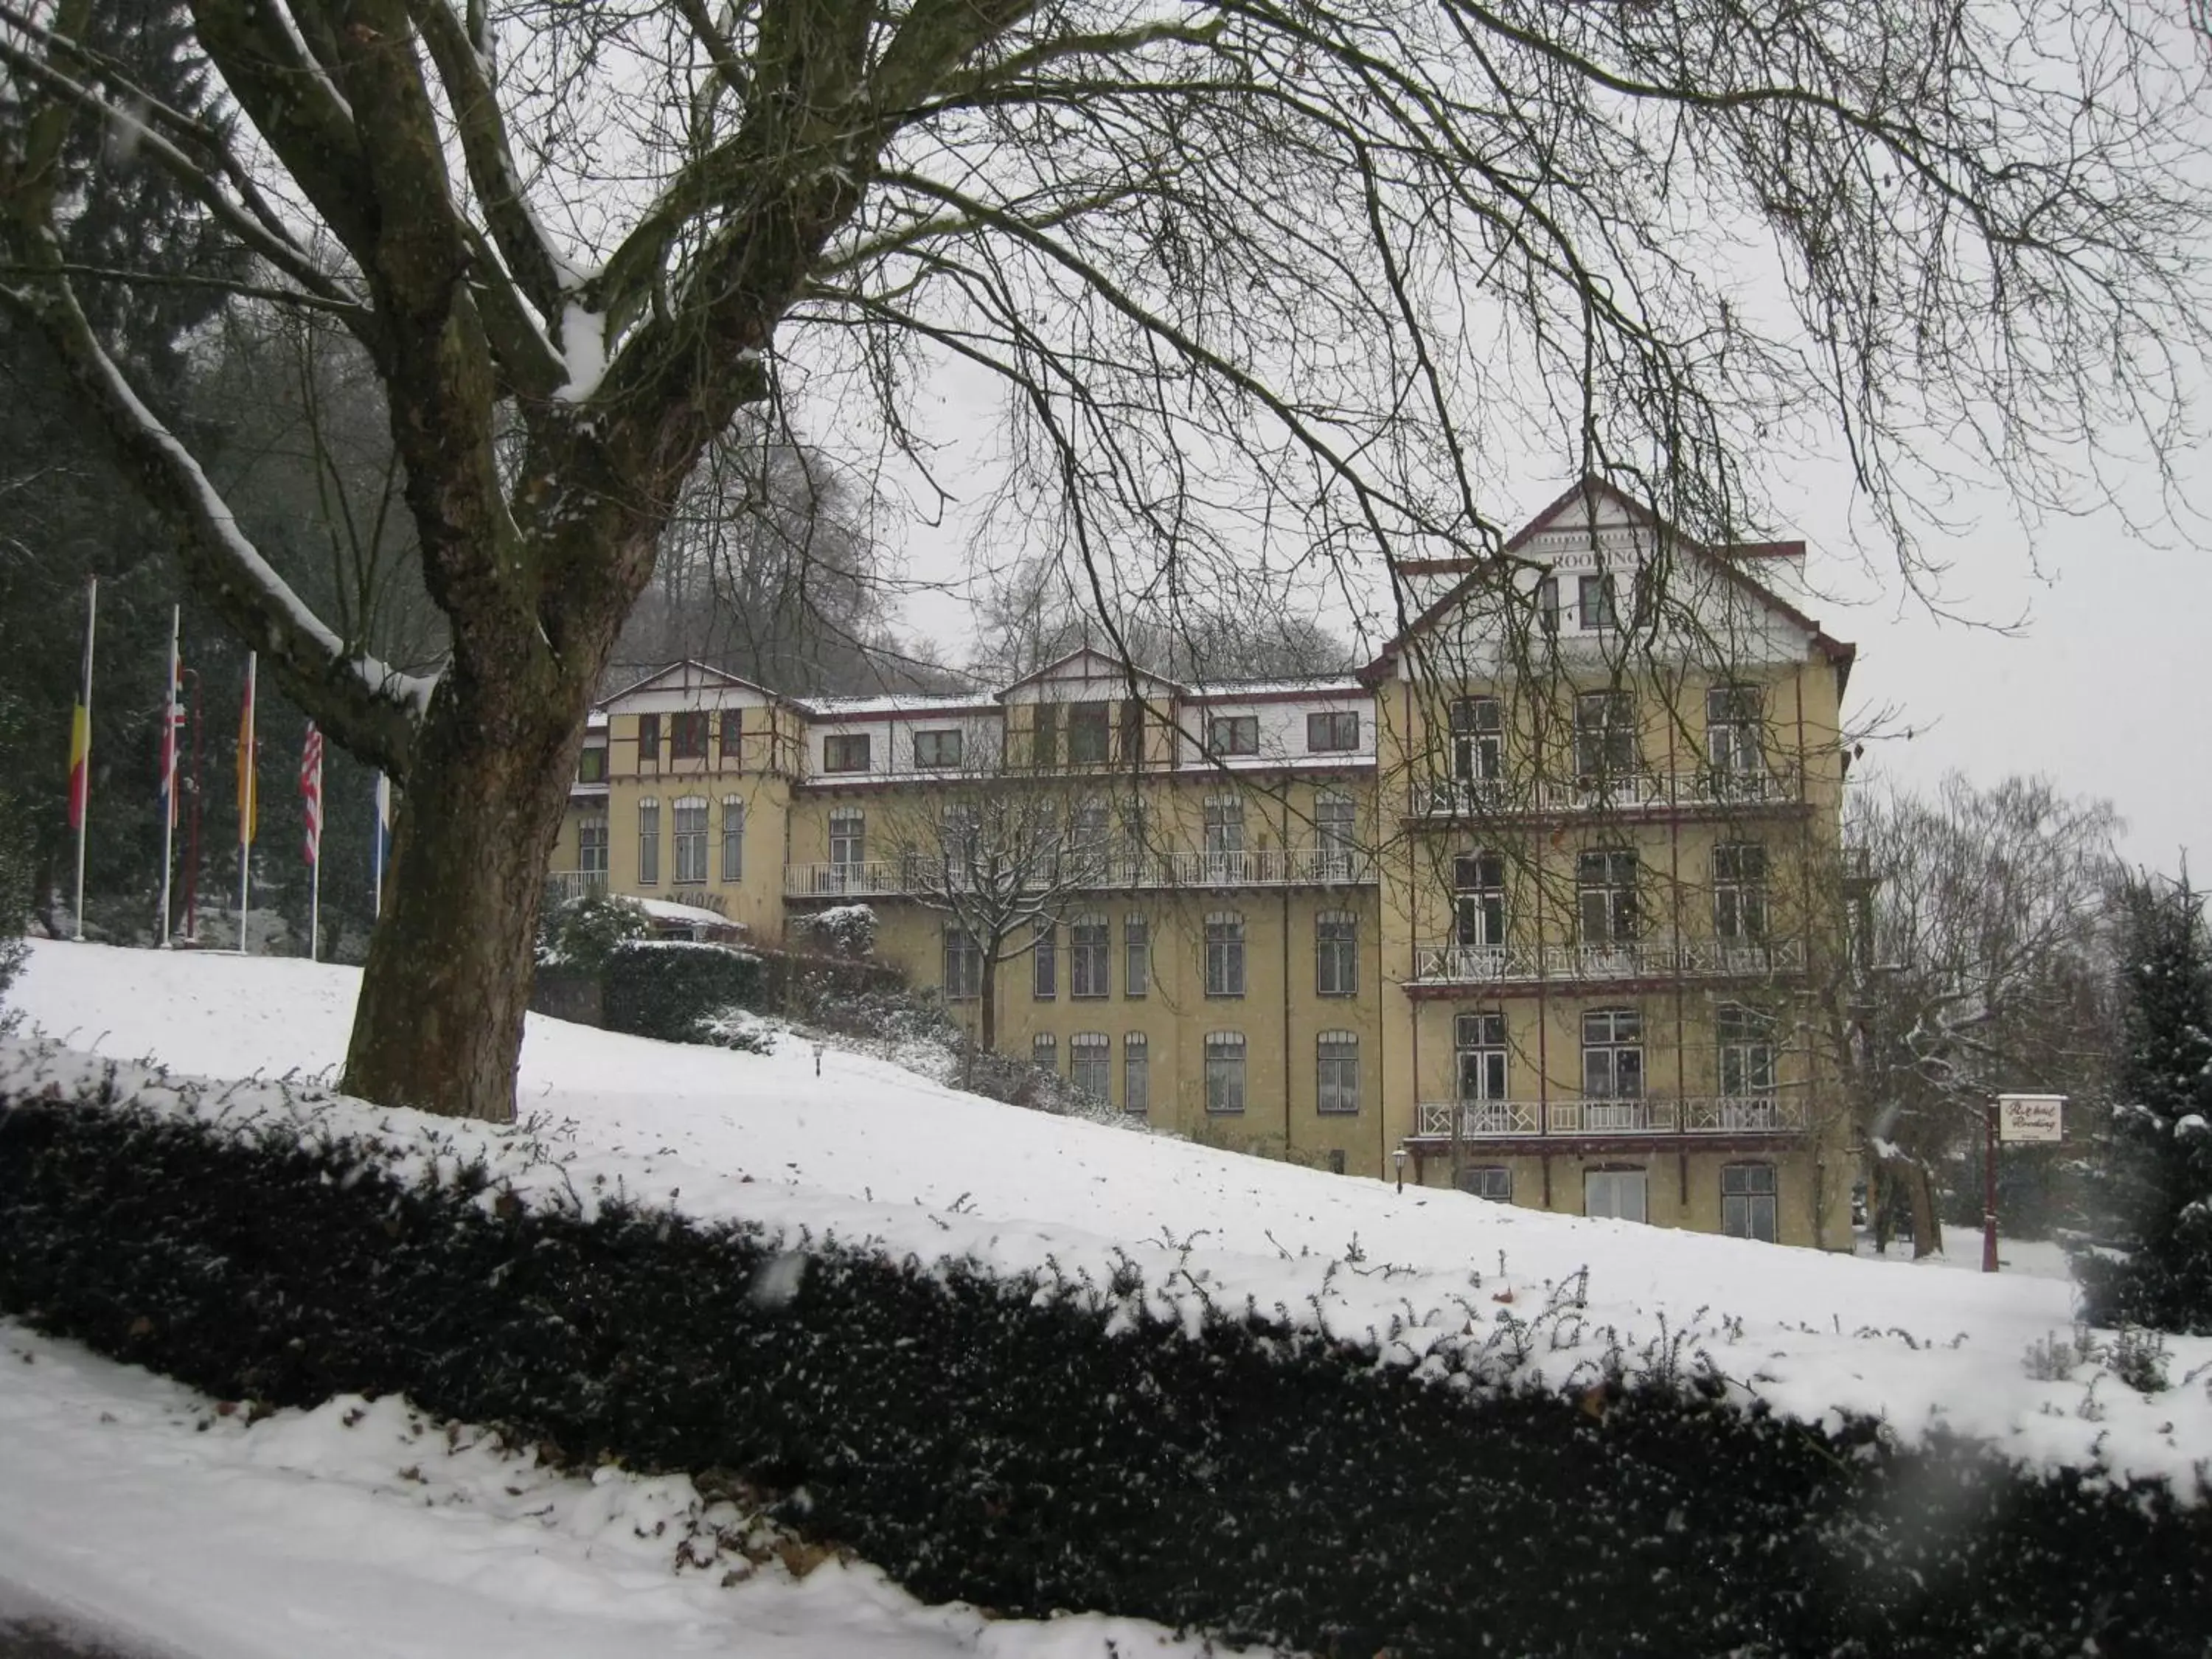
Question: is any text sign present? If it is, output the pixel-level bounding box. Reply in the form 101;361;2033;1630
1998;1095;2065;1144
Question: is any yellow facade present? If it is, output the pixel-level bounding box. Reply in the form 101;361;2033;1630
551;482;1860;1248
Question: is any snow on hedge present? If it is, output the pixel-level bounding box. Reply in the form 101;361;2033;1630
11;940;2211;1496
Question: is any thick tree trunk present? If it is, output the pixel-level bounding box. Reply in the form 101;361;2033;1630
979;953;998;1054
339;655;592;1122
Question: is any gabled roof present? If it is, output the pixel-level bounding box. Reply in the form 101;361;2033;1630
598;658;787;708
1360;476;1854;685
994;644;1189;701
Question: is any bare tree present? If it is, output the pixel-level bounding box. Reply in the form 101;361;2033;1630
1832;774;2122;1255
874;771;1109;1054
2;0;2206;1120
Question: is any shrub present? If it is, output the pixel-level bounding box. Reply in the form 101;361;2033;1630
602;939;763;1042
788;903;877;960
1;1074;2208;1659
546;894;653;973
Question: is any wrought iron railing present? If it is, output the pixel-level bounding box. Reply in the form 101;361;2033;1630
1410;766;1800;819
782;844;1375;898
1410;937;1804;985
1413;1094;1807;1138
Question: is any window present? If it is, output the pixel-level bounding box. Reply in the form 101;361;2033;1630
1070;800;1112;880
1317;1031;1360;1115
1033;1032;1057;1071
672;796;709;884
1029;703;1058;768
1068;701;1111;763
914;728;964;770
637;797;660;886
1307;710;1360;752
1577;849;1639;945
577;745;608;784
1032;919;1057;1000
1123;1033;1150;1115
1585;1168;1649;1222
1454;852;1506;947
823;733;871;773
1537;576;1562;633
1315;910;1358;996
720;708;744;760
577;815;608;875
720;796;744;883
1070;914;1110;998
1315;791;1357;878
1722;1163;1778;1242
636;713;661;768
1573;690;1637;779
1718;1004;1778;1098
1582;1007;1644;1100
1119;698;1145;765
1449;697;1502;783
1204;1032;1246;1114
672;712;709;760
1706;685;1764;779
830;807;865;876
1457;1166;1512;1202
1455;1010;1508;1101
1204;911;1246;998
1578;571;1618;630
1071;1032;1110;1102
1714;844;1770;942
1206;714;1259;757
1124;914;1150;998
1203;795;1245;880
942;927;981;999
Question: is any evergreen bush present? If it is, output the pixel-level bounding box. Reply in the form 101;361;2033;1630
601;939;764;1042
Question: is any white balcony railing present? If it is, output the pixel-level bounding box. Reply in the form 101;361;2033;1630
1413;1094;1806;1139
782;844;1374;900
546;870;609;905
1410;937;1805;986
1410;767;1799;820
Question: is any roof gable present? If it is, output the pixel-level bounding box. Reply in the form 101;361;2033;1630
995;645;1187;702
599;659;783;709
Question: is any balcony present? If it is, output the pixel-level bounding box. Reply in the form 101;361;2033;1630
1409;766;1800;821
782;844;1376;900
1413;1094;1806;1141
1409;937;1804;988
546;870;609;905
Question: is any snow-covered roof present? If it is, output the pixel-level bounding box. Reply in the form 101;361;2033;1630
1183;676;1367;700
631;897;742;929
791;693;996;719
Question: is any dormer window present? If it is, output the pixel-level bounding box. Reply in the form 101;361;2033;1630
1068;701;1111;763
671;712;709;759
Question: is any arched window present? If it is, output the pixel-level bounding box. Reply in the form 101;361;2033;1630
721;796;745;883
1070;1032;1110;1101
577;815;608;876
636;797;660;886
1122;1033;1150;1116
672;796;708;884
1316;1031;1359;1115
1204;1032;1246;1114
1204;911;1245;997
1069;914;1110;998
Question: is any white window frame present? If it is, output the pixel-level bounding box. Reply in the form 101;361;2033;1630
577;814;608;875
829;808;866;871
1582;1007;1644;1102
1573;690;1637;779
1122;1033;1150;1116
1585;1167;1649;1223
1204;910;1246;998
1032;918;1057;1000
942;926;981;1000
1714;843;1769;942
1206;714;1259;757
1316;1030;1360;1115
637;796;661;886
1450;696;1503;782
1457;1166;1512;1202
720;796;744;883
1070;1032;1110;1101
1204;1031;1246;1115
672;795;709;885
1315;909;1358;997
1124;914;1150;998
1577;849;1639;945
1454;852;1506;948
1069;913;1110;998
1455;1010;1509;1102
1722;1163;1779;1242
1718;1004;1778;1098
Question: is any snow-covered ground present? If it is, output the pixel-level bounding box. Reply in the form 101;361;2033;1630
4;939;2209;1655
0;1323;1241;1659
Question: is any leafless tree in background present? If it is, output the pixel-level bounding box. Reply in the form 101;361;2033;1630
2;0;2205;1119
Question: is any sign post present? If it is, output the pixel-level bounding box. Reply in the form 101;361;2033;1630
1984;1094;2066;1273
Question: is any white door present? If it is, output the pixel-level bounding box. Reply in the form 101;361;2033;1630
1584;1169;1648;1222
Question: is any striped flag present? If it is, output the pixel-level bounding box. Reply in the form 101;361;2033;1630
300;723;324;865
66;583;94;831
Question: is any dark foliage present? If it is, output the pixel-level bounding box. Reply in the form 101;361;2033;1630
600;940;766;1042
2077;874;2212;1333
1;1084;2206;1658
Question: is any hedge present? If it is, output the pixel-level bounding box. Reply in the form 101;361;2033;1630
599;939;764;1040
1;1079;2206;1657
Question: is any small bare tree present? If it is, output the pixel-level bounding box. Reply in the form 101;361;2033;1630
877;774;1108;1054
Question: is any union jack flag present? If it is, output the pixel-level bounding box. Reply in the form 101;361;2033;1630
300;723;324;866
158;649;184;830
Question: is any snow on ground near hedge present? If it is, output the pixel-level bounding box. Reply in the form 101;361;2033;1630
13;940;2212;1498
0;1322;1249;1659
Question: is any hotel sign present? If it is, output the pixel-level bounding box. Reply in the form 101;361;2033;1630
1997;1094;2065;1144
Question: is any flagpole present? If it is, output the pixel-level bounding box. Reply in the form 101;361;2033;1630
372;772;390;918
302;723;323;962
237;651;255;954
69;577;97;941
159;606;180;947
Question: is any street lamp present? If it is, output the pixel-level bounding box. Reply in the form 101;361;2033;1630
1392;1144;1407;1194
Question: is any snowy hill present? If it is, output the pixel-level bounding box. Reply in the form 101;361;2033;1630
12;939;2207;1496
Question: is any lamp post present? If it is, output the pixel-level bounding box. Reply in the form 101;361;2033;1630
1393;1144;1407;1194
